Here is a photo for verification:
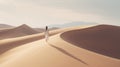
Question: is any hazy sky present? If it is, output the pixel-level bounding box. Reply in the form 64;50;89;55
0;0;120;27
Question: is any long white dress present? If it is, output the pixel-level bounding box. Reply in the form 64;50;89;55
45;28;49;42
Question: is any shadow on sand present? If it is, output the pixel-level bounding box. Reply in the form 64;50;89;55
48;42;88;65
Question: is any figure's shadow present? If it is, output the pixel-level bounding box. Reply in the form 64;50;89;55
47;42;88;65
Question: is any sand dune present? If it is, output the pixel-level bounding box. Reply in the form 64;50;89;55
0;25;119;67
0;24;38;40
0;24;14;29
61;25;120;59
34;28;44;32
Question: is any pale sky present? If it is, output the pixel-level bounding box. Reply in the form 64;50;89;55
0;0;120;27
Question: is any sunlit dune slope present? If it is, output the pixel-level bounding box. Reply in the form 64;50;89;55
61;25;120;59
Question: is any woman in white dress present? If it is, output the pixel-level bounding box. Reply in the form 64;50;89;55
45;26;49;42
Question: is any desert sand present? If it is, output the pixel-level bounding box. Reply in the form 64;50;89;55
0;25;119;67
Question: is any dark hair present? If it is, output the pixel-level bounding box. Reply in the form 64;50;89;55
46;26;48;30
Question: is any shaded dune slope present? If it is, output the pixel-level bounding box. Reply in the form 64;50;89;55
61;25;120;59
0;24;38;39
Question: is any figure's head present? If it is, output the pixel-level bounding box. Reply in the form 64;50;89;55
46;26;48;30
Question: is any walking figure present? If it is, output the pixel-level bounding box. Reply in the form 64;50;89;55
45;26;49;42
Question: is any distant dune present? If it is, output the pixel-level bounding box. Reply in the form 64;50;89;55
49;27;59;30
34;28;44;32
0;24;38;40
34;27;59;33
61;25;120;59
49;22;97;28
0;24;14;29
